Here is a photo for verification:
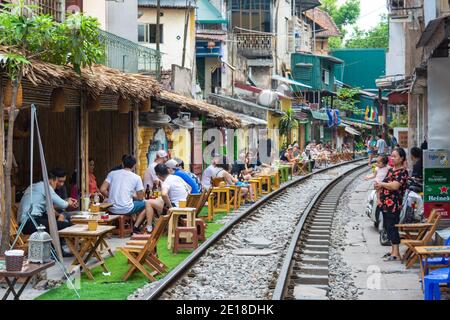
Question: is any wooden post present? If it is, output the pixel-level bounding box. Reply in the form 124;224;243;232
80;94;89;197
0;77;6;251
156;0;161;53
133;102;139;171
182;0;191;68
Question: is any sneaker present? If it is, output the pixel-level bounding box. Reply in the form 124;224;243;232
132;226;141;235
143;226;153;234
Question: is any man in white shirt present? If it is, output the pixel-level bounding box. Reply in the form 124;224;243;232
376;135;387;155
155;163;191;208
143;150;168;190
201;155;220;189
100;155;154;234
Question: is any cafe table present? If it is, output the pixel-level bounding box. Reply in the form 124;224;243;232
414;246;450;290
59;224;115;280
277;164;293;182
0;259;55;300
70;213;120;257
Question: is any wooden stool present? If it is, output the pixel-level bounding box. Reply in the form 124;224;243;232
111;215;133;238
173;227;198;254
260;176;272;194
212;187;231;213
206;193;215;222
196;218;206;242
249;180;259;200
271;172;280;190
167;208;196;250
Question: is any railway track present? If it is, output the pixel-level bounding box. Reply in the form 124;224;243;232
141;159;370;300
272;164;369;300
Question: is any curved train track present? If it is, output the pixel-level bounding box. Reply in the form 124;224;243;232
142;158;370;300
272;164;369;300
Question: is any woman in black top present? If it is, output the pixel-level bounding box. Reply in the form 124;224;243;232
375;148;409;261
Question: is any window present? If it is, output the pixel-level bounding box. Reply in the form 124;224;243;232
322;69;330;85
138;24;164;44
231;0;271;32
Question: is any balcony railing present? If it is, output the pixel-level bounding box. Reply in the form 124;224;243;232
235;33;275;59
1;0;64;22
99;30;161;79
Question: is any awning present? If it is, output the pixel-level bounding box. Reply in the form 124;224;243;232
196;0;228;24
416;14;450;62
311;110;329;121
272;74;312;89
232;112;267;127
345;125;361;136
388;91;409;105
341;119;372;130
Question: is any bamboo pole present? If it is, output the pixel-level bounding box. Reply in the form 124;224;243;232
1;73;22;255
0;77;6;253
80;94;89;198
133;102;139;172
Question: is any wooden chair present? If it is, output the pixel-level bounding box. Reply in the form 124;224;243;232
212;177;225;187
118;212;172;281
9;206;29;253
401;214;441;268
397;210;438;240
186;193;202;208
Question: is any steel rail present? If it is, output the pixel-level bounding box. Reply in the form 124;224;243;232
272;163;370;300
144;157;368;300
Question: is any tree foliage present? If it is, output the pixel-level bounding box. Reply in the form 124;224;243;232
334;87;364;115
321;0;361;33
0;0;104;255
279;108;299;145
345;15;389;49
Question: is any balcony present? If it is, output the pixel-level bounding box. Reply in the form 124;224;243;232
99;30;161;78
1;0;64;22
234;33;275;59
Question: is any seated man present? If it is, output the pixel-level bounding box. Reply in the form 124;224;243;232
201;155;221;190
51;167;78;217
19;172;78;234
19;171;78;256
166;158;201;194
154;163;191;210
100;155;154;234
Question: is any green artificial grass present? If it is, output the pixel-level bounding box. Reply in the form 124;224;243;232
36;209;227;300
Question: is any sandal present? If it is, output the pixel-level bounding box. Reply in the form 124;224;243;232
383;255;399;262
382;252;391;258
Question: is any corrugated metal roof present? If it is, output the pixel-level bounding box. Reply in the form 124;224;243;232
304;7;340;38
138;0;196;8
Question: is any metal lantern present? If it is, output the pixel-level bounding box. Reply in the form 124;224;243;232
28;225;53;263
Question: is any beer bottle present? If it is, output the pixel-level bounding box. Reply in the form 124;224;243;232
145;184;151;200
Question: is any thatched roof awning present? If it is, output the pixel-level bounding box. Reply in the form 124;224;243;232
1;47;161;101
157;90;242;128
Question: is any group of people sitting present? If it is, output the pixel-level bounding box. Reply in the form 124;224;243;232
280;141;354;174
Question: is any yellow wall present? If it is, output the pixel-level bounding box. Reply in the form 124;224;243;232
137;127;155;179
172;128;191;168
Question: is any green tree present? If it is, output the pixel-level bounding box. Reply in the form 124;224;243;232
345;15;388;49
279;108;299;145
334;87;364;115
0;1;104;254
321;0;361;33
